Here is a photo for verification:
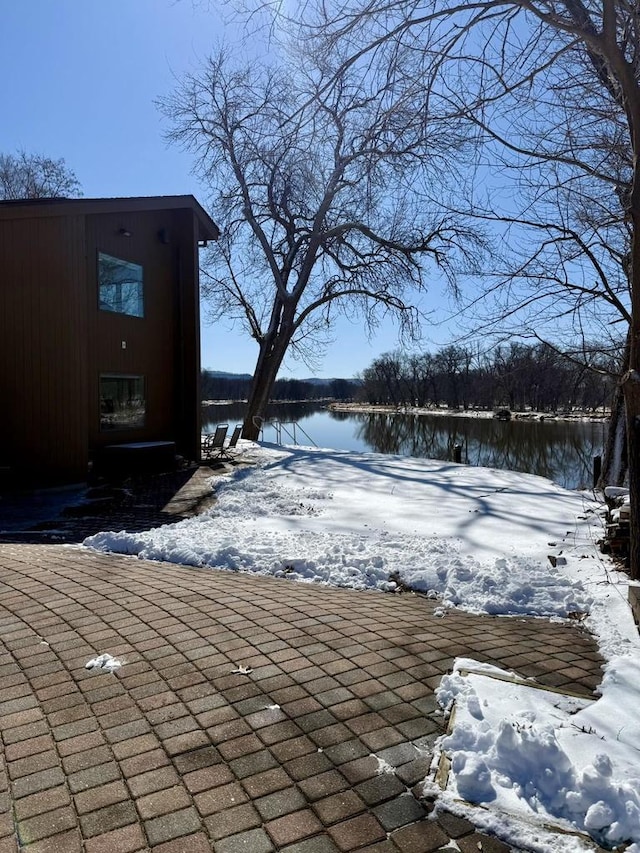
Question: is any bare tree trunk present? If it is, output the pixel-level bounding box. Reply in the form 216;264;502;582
623;369;640;577
626;154;640;578
598;331;630;489
599;386;627;487
242;332;292;440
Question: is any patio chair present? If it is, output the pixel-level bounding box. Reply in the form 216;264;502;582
202;424;228;461
227;424;242;452
215;424;243;462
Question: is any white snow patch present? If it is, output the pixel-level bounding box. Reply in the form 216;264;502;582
85;445;599;620
373;755;396;775
434;658;640;850
231;665;253;675
85;653;123;673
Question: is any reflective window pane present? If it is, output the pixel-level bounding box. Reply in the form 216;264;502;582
98;252;144;317
100;375;145;430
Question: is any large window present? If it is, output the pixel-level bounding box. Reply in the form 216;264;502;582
98;252;144;318
100;375;145;430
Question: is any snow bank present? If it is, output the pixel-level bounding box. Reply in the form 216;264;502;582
434;657;640;851
84;442;639;656
86;445;601;618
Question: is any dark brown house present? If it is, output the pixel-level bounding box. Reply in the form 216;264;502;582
0;195;219;486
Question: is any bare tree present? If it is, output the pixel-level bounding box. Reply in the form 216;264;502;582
276;0;640;576
161;47;480;438
453;194;630;483
438;37;633;483
358;340;613;410
0;150;81;199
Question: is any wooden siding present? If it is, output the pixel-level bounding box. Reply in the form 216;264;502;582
0;215;88;484
175;208;202;462
0;196;213;486
86;209;201;460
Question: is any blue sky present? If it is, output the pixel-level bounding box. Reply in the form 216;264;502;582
0;1;459;379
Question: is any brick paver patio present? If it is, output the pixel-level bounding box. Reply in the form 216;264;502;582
0;541;603;852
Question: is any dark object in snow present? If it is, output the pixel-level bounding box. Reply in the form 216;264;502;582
599;488;630;569
629;585;640;627
493;409;512;421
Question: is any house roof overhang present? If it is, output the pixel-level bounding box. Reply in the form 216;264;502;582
0;194;220;243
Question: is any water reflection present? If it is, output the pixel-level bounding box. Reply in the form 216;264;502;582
355;412;605;490
202;400;323;426
202;403;606;490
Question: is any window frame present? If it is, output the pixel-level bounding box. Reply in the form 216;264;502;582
99;373;146;432
98;251;144;318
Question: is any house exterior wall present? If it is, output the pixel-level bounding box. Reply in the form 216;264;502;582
174;208;201;462
86;207;201;463
0;196;216;487
86;209;179;451
0;214;89;485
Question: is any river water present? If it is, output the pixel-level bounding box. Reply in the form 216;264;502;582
202;402;607;491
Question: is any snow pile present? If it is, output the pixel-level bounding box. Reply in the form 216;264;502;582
85;653;123;673
85;445;598;618
404;552;591;617
434;658;640;851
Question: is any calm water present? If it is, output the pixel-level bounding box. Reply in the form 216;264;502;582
202;402;607;490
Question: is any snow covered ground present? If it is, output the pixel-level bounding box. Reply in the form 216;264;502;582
84;443;640;852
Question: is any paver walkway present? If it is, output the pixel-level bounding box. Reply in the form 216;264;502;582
0;541;603;853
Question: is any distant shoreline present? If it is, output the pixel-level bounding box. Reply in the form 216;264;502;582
202;399;610;422
327;402;610;422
